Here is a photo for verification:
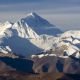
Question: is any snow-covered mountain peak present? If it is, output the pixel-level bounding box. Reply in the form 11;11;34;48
0;12;79;58
27;12;39;18
20;12;62;36
21;12;51;25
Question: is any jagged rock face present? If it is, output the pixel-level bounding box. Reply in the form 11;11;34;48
63;58;80;74
32;56;80;74
32;56;57;73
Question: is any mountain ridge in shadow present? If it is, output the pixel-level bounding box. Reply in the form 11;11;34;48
0;57;34;73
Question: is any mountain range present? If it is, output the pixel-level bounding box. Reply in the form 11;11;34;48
0;12;80;58
0;12;62;56
0;12;80;80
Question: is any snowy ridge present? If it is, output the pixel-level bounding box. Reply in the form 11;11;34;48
31;30;80;59
0;12;80;58
0;21;12;37
61;30;80;39
13;21;39;39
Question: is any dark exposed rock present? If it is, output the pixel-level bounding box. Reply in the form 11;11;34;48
32;56;80;74
0;57;34;73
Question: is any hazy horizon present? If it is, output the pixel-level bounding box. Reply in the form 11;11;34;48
0;0;80;31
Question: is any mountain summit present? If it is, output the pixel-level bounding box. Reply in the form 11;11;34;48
21;12;62;36
0;12;62;56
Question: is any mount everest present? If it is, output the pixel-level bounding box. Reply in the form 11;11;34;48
0;12;80;58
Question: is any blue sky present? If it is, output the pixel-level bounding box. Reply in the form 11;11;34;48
0;0;80;31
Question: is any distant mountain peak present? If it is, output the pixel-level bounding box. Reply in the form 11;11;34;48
0;12;63;56
28;12;38;17
23;12;44;21
21;12;62;36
